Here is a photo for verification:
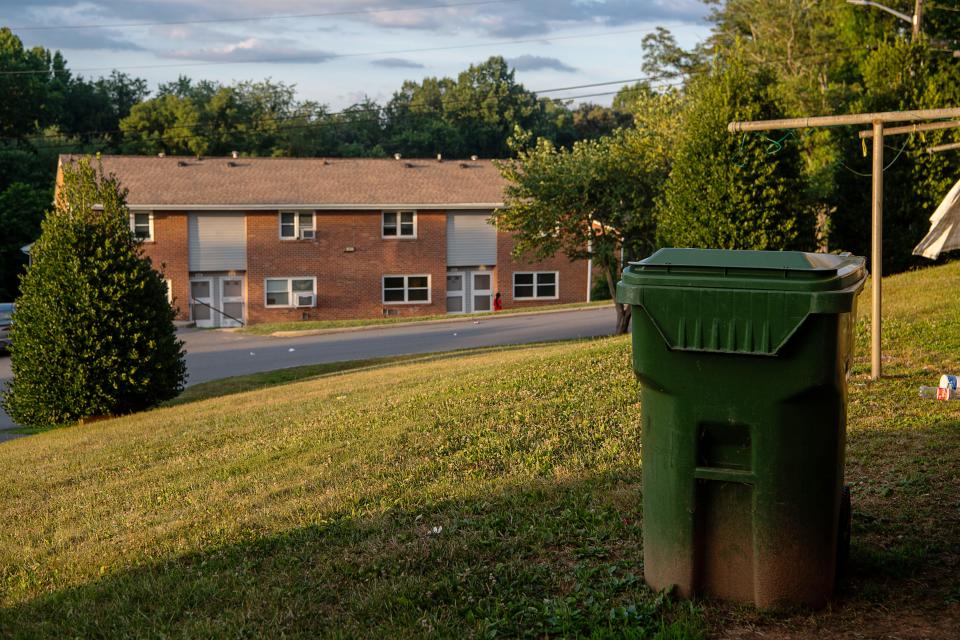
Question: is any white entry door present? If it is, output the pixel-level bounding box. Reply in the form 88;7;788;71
446;273;466;313
220;277;245;327
470;272;493;312
190;279;214;328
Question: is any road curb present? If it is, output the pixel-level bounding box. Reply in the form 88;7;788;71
263;304;615;338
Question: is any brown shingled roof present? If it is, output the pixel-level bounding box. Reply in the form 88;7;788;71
59;155;507;209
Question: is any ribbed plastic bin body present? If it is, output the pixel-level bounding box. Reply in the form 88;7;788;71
616;249;866;609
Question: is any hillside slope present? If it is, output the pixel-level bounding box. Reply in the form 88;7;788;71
2;261;960;637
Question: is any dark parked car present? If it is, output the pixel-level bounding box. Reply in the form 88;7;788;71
0;303;12;353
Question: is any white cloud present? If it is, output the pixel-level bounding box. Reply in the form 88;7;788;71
165;37;336;63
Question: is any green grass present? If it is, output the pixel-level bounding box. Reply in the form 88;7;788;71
3;261;960;637
170;353;441;405
240;299;612;335
171;343;596;406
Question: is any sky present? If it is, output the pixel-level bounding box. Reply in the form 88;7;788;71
3;0;713;109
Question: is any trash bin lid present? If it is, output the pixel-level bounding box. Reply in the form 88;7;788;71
617;248;867;355
621;248;866;293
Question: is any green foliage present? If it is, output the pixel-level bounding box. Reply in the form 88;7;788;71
640;27;708;83
0;182;49;300
657;54;813;251
495;91;680;333
0;28;59;137
831;39;960;272
2;158;186;427
384;56;547;158
60;71;149;145
705;1;867;116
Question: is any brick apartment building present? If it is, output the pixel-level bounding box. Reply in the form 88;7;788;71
58;155;589;327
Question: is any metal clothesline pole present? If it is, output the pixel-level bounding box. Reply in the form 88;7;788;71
728;107;960;380
926;141;960;154
871;122;884;379
727;108;960;133
858;120;960;138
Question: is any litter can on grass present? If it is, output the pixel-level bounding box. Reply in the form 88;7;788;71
616;248;866;609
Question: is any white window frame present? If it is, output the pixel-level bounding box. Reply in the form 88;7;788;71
163;279;173;305
513;271;559;301
382;274;432;305
381;211;417;239
279;211;316;240
264;277;317;308
130;211;154;242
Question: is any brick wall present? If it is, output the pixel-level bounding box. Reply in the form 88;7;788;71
495;232;589;309
245;210;448;324
133;210;588;326
139;211;190;321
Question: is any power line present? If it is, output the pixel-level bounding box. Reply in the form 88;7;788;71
0;26;668;76
7;0;521;31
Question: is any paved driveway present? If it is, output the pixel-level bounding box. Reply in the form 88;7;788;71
0;306;616;441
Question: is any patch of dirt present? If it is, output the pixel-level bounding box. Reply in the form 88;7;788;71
715;603;960;639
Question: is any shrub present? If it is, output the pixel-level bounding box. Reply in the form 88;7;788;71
2;157;186;427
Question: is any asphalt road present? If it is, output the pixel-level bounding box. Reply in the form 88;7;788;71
0;306;616;442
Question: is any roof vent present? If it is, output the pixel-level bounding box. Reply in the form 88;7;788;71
436;154;442;162
459;162;469;169
394;153;402;160
227;161;237;167
177;160;188;167
157;152;165;158
470;155;478;161
323;159;330;165
231;150;238;159
404;162;414;168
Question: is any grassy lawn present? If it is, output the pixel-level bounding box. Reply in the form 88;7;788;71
2;262;960;637
240;299;612;335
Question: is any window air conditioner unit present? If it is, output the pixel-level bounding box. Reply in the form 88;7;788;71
295;294;314;308
300;229;316;240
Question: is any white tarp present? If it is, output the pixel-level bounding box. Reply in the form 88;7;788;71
914;178;960;259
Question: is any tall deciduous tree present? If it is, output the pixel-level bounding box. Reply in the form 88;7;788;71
2;158;186;427
0;28;59;138
495;92;679;334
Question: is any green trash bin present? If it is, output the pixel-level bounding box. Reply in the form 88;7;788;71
616;248;866;608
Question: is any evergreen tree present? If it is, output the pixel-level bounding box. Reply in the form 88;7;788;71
2;157;186;427
657;53;813;251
